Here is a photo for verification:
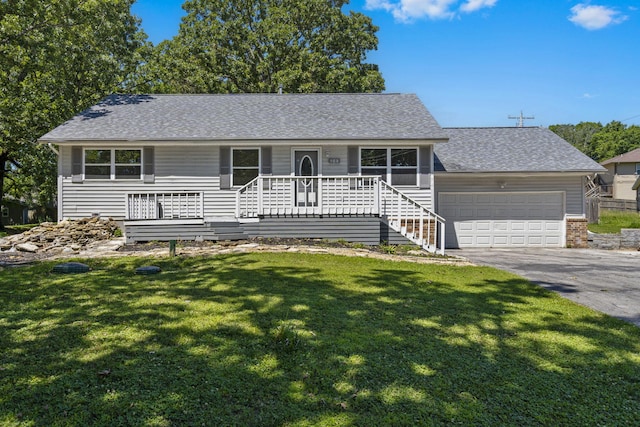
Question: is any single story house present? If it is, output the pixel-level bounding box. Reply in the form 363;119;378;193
38;93;604;252
600;147;640;200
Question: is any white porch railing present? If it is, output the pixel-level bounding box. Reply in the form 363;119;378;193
236;176;379;217
126;192;204;220
379;181;446;255
236;176;445;254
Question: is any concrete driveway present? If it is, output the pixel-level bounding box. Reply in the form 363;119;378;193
451;248;640;327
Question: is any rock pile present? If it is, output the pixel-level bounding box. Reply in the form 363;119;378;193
0;217;121;255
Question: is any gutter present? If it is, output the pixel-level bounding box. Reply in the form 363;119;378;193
47;143;59;155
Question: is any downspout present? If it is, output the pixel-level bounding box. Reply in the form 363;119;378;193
46;143;62;222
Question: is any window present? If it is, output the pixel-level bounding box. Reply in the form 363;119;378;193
1;206;8;218
232;148;259;186
636;163;640;175
84;149;141;180
360;148;418;185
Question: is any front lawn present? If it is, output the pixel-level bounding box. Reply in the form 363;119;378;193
589;209;640;233
1;253;639;426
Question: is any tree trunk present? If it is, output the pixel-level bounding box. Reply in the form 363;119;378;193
0;151;7;230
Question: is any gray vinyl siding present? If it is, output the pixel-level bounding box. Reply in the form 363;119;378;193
124;217;410;245
243;217;381;244
614;163;638;175
434;174;585;216
60;145;231;219
59;143;434;220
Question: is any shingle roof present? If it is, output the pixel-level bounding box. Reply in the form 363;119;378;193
39;93;448;142
434;127;605;173
600;147;640;165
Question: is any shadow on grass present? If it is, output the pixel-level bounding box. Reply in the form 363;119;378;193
1;253;639;426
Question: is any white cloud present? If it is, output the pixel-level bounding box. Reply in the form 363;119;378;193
460;0;497;13
569;4;627;30
364;0;496;21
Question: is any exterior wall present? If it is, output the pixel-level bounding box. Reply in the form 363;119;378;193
244;217;382;245
566;217;588;248
613;163;638;175
433;173;585;216
613;175;638;200
59;145;228;219
59;143;434;220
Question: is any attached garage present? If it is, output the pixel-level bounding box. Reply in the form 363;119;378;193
433;127;606;250
439;192;565;248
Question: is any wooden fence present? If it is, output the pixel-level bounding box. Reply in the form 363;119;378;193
599;198;639;213
586;198;639;224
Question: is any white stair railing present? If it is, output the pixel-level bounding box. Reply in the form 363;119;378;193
379;181;445;255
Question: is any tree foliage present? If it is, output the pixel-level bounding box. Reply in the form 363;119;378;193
550;121;640;162
131;0;385;94
0;0;143;227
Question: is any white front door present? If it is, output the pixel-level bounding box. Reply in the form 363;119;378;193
293;150;319;207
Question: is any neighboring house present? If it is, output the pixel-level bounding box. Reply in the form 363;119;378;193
38;93;603;251
1;199;27;225
1;197;56;225
600;147;640;200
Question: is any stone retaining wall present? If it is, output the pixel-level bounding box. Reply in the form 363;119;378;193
589;229;640;250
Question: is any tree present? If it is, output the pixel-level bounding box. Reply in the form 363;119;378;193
590;122;640;162
549;122;603;159
131;0;385;94
550;120;640;162
0;0;143;228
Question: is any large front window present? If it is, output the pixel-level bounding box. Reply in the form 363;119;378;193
232;149;260;186
361;148;417;185
85;149;141;180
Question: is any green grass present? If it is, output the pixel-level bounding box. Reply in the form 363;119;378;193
589;209;640;233
1;253;639;426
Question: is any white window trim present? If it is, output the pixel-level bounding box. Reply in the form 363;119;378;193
83;148;143;181
359;147;419;186
635;163;640;175
231;147;261;187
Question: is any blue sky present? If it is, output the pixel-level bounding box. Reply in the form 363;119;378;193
132;0;639;128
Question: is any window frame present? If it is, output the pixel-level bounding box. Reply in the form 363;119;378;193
359;147;419;186
635;163;640;175
83;148;143;181
231;147;261;187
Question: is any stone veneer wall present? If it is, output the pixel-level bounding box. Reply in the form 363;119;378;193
566;217;588;248
589;229;640;250
621;229;640;249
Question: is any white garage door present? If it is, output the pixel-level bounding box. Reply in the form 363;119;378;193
439;192;565;248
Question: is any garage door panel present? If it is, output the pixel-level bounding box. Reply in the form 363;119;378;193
545;222;561;231
511;222;525;231
458;222;475;231
441;192;564;248
475;222;491;231
510;235;525;245
493;222;508;231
